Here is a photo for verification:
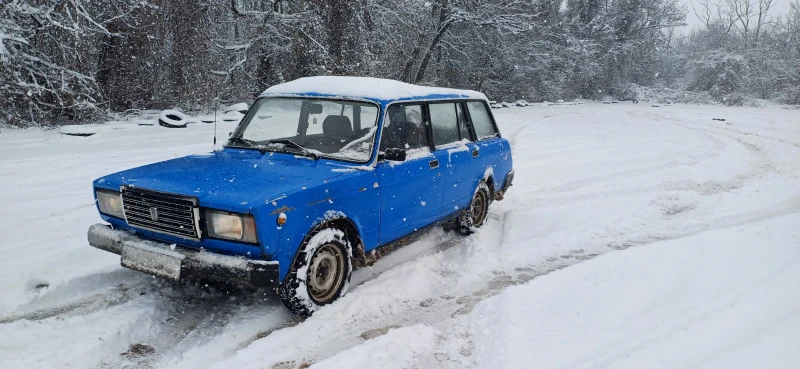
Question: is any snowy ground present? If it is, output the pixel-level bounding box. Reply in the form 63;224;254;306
1;103;798;369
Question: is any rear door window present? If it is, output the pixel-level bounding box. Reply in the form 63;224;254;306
429;103;461;147
467;101;498;140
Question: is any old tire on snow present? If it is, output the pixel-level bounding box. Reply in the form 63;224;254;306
278;227;353;317
158;110;187;128
223;102;249;115
457;181;491;235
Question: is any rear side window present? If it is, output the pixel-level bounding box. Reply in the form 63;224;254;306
467;102;498;140
429;103;460;146
380;104;429;151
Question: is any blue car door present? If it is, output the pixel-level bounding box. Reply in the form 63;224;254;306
376;103;443;245
465;101;508;187
428;101;483;214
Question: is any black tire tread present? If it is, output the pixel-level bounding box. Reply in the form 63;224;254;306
278;227;352;317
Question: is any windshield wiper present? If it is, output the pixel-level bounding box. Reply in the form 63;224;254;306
227;136;260;148
227;137;277;154
266;139;319;160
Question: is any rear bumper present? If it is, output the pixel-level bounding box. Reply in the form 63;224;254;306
87;224;279;288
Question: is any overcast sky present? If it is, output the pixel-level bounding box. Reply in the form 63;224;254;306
679;0;794;29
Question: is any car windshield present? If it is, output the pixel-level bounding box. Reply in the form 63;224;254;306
229;98;380;163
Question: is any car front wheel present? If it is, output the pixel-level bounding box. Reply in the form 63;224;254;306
278;227;353;317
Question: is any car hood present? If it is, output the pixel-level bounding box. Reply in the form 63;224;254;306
95;148;350;211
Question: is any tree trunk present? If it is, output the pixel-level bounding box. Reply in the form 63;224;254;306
413;21;452;83
400;33;426;82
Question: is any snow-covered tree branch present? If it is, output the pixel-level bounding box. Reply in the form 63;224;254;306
2;0;798;127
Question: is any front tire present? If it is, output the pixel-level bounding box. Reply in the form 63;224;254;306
278;227;353;317
457;182;490;235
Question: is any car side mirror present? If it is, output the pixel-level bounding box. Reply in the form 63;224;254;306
382;148;406;162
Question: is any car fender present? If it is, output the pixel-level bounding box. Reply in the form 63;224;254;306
258;169;379;281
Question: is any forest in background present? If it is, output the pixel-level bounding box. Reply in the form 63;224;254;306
1;0;799;127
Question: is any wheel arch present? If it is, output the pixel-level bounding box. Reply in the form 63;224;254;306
287;215;367;284
485;174;496;198
474;166;496;200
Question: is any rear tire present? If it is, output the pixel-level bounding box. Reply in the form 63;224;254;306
457;181;490;235
278;227;353;317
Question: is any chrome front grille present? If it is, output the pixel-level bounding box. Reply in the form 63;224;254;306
121;187;201;240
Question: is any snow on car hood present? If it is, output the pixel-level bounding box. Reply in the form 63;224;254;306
94;148;347;211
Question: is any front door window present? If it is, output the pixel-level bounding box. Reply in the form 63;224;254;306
380;104;428;152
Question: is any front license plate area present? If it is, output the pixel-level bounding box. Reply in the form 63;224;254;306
121;244;183;281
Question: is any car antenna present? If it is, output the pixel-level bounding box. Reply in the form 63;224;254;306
213;96;219;148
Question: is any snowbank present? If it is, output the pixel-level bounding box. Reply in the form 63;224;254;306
625;84;776;107
625;84;719;105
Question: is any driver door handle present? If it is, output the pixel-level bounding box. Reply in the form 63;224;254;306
429;160;439;169
472;149;479;157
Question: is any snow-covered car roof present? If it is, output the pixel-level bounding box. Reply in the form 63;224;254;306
260;76;488;104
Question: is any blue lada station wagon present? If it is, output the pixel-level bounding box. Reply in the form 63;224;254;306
88;76;514;316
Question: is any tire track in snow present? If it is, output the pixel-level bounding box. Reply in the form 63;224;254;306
510;109;730;197
0;270;148;323
115;286;279;369
628;110;778;197
0;271;285;369
211;199;800;369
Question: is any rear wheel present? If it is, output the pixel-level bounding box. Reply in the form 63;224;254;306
457;182;490;235
278;227;352;317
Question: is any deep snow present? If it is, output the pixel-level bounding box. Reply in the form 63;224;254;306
0;103;798;369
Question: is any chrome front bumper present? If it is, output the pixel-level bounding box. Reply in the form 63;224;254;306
87;224;279;287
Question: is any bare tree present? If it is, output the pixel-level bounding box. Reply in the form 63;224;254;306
690;0;737;33
753;0;776;43
381;0;533;83
729;0;755;45
3;0;798;126
1;0;153;126
727;0;776;46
